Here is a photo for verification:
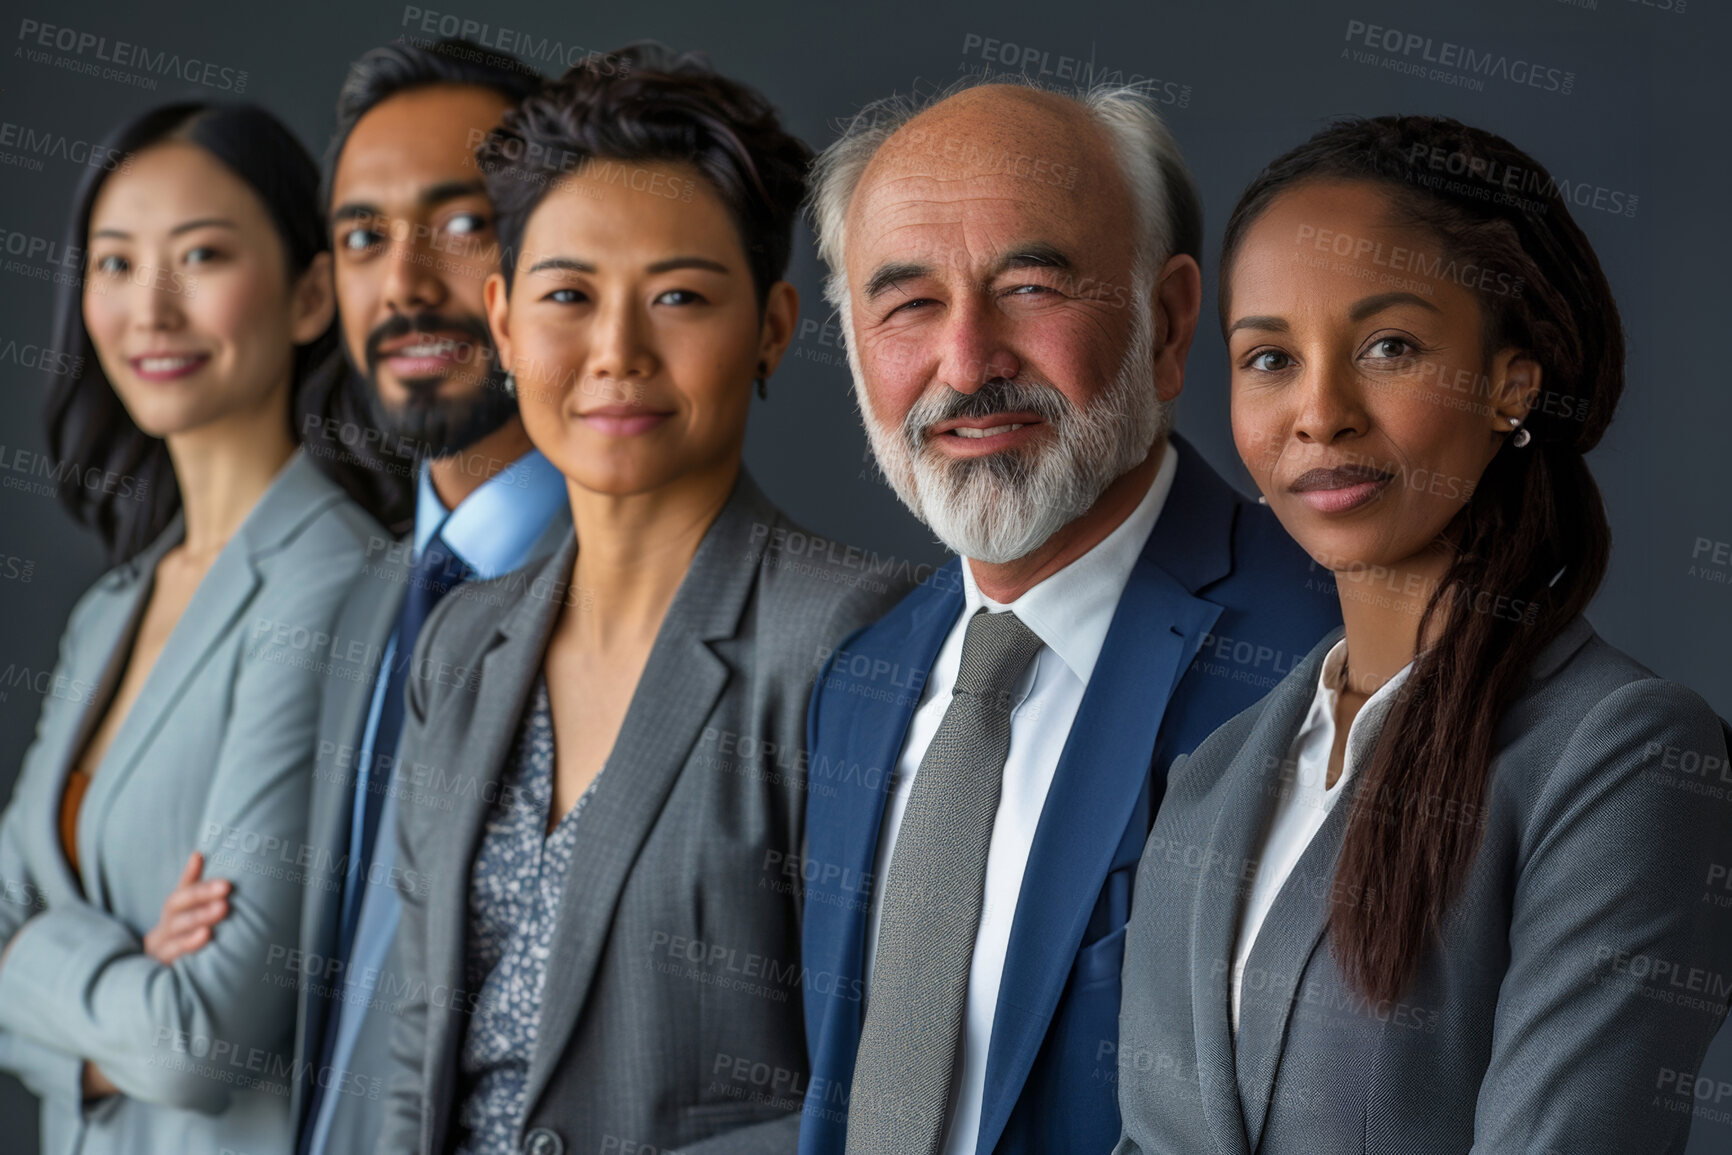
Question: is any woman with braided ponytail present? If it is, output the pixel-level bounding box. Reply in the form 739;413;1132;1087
1113;116;1732;1154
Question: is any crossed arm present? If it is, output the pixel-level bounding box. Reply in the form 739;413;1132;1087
0;551;357;1113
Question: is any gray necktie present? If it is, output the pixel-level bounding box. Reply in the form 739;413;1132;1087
847;608;1045;1154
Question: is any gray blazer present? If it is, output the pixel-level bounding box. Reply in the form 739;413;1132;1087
0;450;373;1155
1114;617;1732;1155
379;469;909;1155
287;519;412;1152
288;508;571;1155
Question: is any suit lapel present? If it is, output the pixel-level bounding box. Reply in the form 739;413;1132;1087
975;552;1221;1152
78;531;258;906
521;471;777;1116
822;568;963;1041
973;437;1236;1152
416;507;589;1102
77;454;336;901
421;536;573;1110
306;563;408;911
1189;629;1339;1155
1233;700;1365;1148
297;555;410;1084
1217;614;1594;1148
36;524;182;901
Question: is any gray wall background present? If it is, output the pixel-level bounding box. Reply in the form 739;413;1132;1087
1;0;1727;1147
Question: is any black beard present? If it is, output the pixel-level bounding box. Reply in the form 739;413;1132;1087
351;311;520;459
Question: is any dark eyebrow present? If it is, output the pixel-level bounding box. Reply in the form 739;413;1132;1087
1227;292;1443;337
863;260;932;303
523;255;732;277
328;202;376;226
171;218;238;236
329;179;490;226
1227;315;1289;336
422;179;488;207
91;218;239;241
525;256;595;276
646;256;729;275
1349;291;1441;322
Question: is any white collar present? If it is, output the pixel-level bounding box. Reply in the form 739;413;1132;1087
1299;636;1419;770
959;439;1180;685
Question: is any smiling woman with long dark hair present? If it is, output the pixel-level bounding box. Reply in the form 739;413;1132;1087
0;102;372;1155
1112;116;1732;1155
44;107;407;560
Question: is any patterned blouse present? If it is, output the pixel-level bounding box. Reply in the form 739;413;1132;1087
453;676;601;1155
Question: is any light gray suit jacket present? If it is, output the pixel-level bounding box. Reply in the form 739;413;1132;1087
378;469;909;1155
0;450;373;1155
287;507;570;1155
1115;617;1732;1155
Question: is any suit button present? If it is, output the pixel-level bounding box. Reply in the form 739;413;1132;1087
523;1129;564;1155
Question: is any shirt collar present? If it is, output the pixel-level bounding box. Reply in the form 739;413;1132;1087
414;449;568;580
1318;637;1417;702
959;437;1180;686
1301;636;1419;763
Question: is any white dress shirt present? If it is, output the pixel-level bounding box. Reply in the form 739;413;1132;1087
864;441;1180;1155
1229;637;1415;1030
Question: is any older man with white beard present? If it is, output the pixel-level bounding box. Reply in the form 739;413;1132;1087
796;81;1340;1155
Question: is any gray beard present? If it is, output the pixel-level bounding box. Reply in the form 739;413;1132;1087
853;298;1171;564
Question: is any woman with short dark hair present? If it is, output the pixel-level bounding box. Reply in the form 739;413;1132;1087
378;44;908;1154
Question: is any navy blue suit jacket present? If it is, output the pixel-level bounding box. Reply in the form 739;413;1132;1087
796;435;1342;1154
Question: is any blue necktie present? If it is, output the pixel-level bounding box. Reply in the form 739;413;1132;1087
335;531;472;965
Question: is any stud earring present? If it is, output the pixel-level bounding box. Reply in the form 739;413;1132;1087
1257;495;1269;505
502;371;517;398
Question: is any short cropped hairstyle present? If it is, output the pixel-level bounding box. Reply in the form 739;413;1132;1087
807;75;1202;312
319;37;539;213
476;41;813;306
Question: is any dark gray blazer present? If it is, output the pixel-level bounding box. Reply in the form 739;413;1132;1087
1114;617;1732;1155
378;469;910;1155
0;451;373;1155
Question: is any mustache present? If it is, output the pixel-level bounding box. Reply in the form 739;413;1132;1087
364;312;497;377
904;378;1073;447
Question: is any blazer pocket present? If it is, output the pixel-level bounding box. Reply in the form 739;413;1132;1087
682;1096;785;1134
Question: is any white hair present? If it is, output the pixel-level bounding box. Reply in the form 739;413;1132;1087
807;74;1199;315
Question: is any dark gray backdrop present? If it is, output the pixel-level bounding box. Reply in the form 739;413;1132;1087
2;0;1727;1147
